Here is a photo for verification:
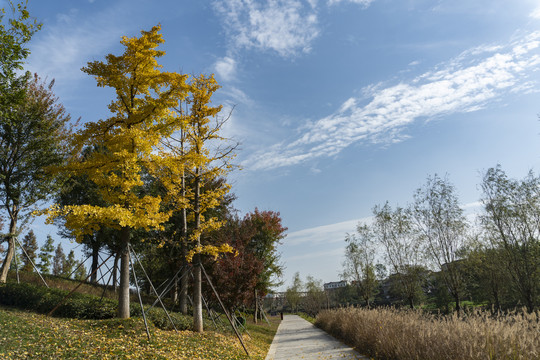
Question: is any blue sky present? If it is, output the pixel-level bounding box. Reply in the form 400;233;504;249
5;0;540;290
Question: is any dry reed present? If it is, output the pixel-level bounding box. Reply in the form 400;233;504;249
316;307;539;360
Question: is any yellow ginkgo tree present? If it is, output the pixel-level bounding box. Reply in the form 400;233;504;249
184;74;237;332
159;73;237;332
44;25;188;318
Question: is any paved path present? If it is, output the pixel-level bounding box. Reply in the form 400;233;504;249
265;315;368;360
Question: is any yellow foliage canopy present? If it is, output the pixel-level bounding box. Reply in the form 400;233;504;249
43;25;188;241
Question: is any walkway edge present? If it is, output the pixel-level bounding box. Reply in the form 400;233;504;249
264;318;282;360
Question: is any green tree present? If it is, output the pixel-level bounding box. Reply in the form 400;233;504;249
52;243;65;276
412;174;469;315
462;237;513;312
63;249;77;277
285;272;303;313
303;276;326;316
480;166;540;312
342;224;378;307
373;202;426;308
20;229;38;272
0;36;71;284
73;259;86;281
38;235;54;274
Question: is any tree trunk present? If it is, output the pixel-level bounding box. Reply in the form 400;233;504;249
171;278;179;303
90;243;99;283
192;170;204;332
193;256;203;332
179;205;189;314
253;289;258;324
117;227;130;318
493;292;501;314
454;293;461;316
526;291;534;313
0;212;18;283
179;153;189;315
113;252;119;292
180;262;189;314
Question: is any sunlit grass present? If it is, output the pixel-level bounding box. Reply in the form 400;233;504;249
0;306;280;359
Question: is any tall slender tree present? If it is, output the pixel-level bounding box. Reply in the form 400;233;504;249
412;174;469;315
373;202;426;308
52;243;65;276
38;235;54;274
285;272;303;313
20;229;38;272
342;224;378;307
182;74;237;332
63;249;77;277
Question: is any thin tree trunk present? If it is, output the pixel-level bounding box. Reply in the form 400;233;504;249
193;256;203;332
180;253;189;314
171;278;179;303
193;170;203;332
179;179;189;314
118;227;131;318
454;293;461;316
254;289;258;324
90;243;99;283
408;297;414;309
0;212;18;283
113;252;119;292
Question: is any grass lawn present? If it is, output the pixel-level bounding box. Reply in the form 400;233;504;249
0;306;280;359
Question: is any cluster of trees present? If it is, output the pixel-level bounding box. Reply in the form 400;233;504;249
9;230;85;279
341;170;540;314
281;169;539;316
284;272;327;316
0;1;286;332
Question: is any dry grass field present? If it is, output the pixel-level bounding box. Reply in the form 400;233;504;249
316;307;539;360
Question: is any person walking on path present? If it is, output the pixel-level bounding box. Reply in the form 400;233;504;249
265;315;368;360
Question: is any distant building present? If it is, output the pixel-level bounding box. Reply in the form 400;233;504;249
324;280;347;291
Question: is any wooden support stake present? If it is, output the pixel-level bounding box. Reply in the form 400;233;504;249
15;237;49;288
129;244;178;332
129;250;151;341
201;264;249;357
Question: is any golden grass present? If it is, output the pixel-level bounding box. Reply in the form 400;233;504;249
316;307;539;360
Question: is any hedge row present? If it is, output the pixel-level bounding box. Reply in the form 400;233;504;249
0;282;117;319
0;282;194;330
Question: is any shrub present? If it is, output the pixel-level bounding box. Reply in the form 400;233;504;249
145;307;192;331
0;282;116;319
316;307;540;360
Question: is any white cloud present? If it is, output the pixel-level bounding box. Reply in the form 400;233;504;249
286;217;372;246
327;0;374;7
285;246;344;261
530;6;540;19
213;0;320;57
243;32;540;171
27;5;130;85
214;56;237;82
